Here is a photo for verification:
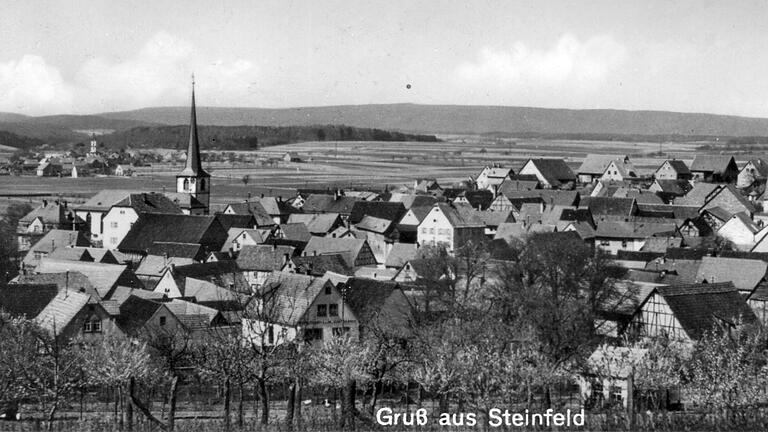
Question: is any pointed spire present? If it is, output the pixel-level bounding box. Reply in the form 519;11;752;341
180;74;207;176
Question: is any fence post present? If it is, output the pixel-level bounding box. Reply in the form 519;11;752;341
627;366;635;431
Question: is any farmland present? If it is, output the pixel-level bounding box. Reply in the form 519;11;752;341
0;135;729;210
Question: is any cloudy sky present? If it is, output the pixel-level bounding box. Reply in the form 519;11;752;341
2;0;768;117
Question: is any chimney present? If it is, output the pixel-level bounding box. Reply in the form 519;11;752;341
43;199;48;207
283;253;289;265
313;250;317;256
273;243;277;251
261;193;264;199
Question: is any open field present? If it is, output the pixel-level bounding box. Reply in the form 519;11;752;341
0;137;745;209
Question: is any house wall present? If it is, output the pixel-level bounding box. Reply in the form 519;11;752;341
489;195;515;212
718;218;759;250
703;189;752;217
418;207;454;252
748;299;768;325
153;271;182;297
631;293;690;341
354;242;379;267
103;207;139;250
75;210;106;243
737;162;760;188
600;161;624;182
61;304;123;341
518;161;552;188
595;238;645;255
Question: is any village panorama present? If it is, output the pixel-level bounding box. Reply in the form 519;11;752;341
2;79;768;432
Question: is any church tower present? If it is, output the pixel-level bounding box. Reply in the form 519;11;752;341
89;134;97;154
176;77;211;213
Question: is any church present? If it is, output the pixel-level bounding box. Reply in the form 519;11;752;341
168;79;211;215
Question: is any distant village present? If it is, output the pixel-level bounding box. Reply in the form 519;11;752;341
4;86;768;427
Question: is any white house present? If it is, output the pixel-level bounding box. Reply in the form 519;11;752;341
475;165;513;193
417;203;485;254
102;193;183;249
600;159;638;182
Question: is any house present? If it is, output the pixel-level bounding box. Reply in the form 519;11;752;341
717;212;768;250
396;206;432;242
654;160;692;181
343;278;414;337
17;200;84;252
416;203;485;253
577;155;630;184
600;158;638;182
648;179;693;203
689;155;738;183
236;244;297;288
737;159;768;188
34;258;144;299
628;282;758;342
102;193;184;249
276;223;312;243
475;165;513;193
223;228;268;253
134;254;196;289
287;213;344;236
578;346;651;409
114;164;134;177
0;284;121;341
452;190;495;211
290;254;353;277
593;221;679;255
221;200;277;226
150;268;244;310
242;272;359;346
349;201;407;225
36;160;62;177
383;243;419;269
518;158;575;189
354;215;399;263
116;295;187;338
283;152;301;163
117;213;228;261
301;192;359;220
303;237;378;267
699;185;755;217
580;197;638;221
22;229;90;269
388;193;439;210
74;189;136;245
413;178;442;194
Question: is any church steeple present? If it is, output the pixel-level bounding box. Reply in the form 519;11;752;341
176;75;211;215
180;76;207;177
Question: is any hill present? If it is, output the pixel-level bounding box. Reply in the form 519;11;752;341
98;124;439;151
0;115;157;145
100;104;768;137
0;130;44;150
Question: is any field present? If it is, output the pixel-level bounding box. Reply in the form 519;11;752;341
0;136;732;211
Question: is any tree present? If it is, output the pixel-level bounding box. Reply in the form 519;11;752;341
81;337;154;431
0;313;41;419
487;232;626;406
0;202;33;280
241;174;250;186
309;335;371;430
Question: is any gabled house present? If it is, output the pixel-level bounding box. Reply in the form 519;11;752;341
737;159;768;188
413;178;442;194
242;272;359;346
301;193;359;220
117;213;228;261
475;165;513;193
303;237;378;267
236;244;297;288
689;155;738;183
349;201;407;225
593;221;679;255
416;203;485;254
74;189;135;244
34;258;144;299
518;158;575;189
396;206;432;242
695;256;768;296
628;282;758;342
654;160;692;181
222;200;280;226
102;193;184;249
648;179;693;203
700;185;755;217
580;197;638;221
287;213;344;236
600;159;638;182
577;155;630;184
290;254;353;277
22;229;90;269
343;278;414;337
717;212;768;250
17;200;84;252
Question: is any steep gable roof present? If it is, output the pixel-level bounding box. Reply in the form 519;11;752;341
118;213;226;254
0;284;59;318
75;189;135;212
303;237;370;267
113;193;183;214
384;243;419;268
578;154;628;175
581;197;636;217
16;272;99;298
690;155;736;173
291;254;353;276
523;158;575;185
349;201;406;224
278;223;312;243
34;289;92;336
695;256;767;292
236;244;296;272
147;242;206;261
302;194;359;215
653;282;757;340
287;213;341;235
35;258;140;299
250;272;332;326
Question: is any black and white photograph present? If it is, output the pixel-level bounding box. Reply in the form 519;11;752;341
2;1;768;431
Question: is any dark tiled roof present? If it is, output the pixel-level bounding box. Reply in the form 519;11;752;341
653;180;692;196
458;190;495;211
654;282;757;340
117;295;164;335
236;245;296;272
578;154;628;175
118;213;227;254
146;242;206;261
666;160;691;175
616;251;665;262
523;158;575;186
349;201;406;224
214;213;257;232
0;283;59;318
16;272;99;298
114;193;183;214
292;254;353;276
582;197;636;217
690;155;735;173
279;223;312;242
302;194;359;215
342;278;414;332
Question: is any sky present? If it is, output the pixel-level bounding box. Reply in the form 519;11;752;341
2;0;768;117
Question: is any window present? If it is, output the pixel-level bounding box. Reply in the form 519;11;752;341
119;209;125;215
83;320;92;333
317;304;327;317
110;237;118;245
110;222;118;228
329;304;339;317
621;240;628;248
429;228;435;234
325;284;332;295
83;318;102;333
599;240;610;246
159;316;166;326
303;328;323;341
